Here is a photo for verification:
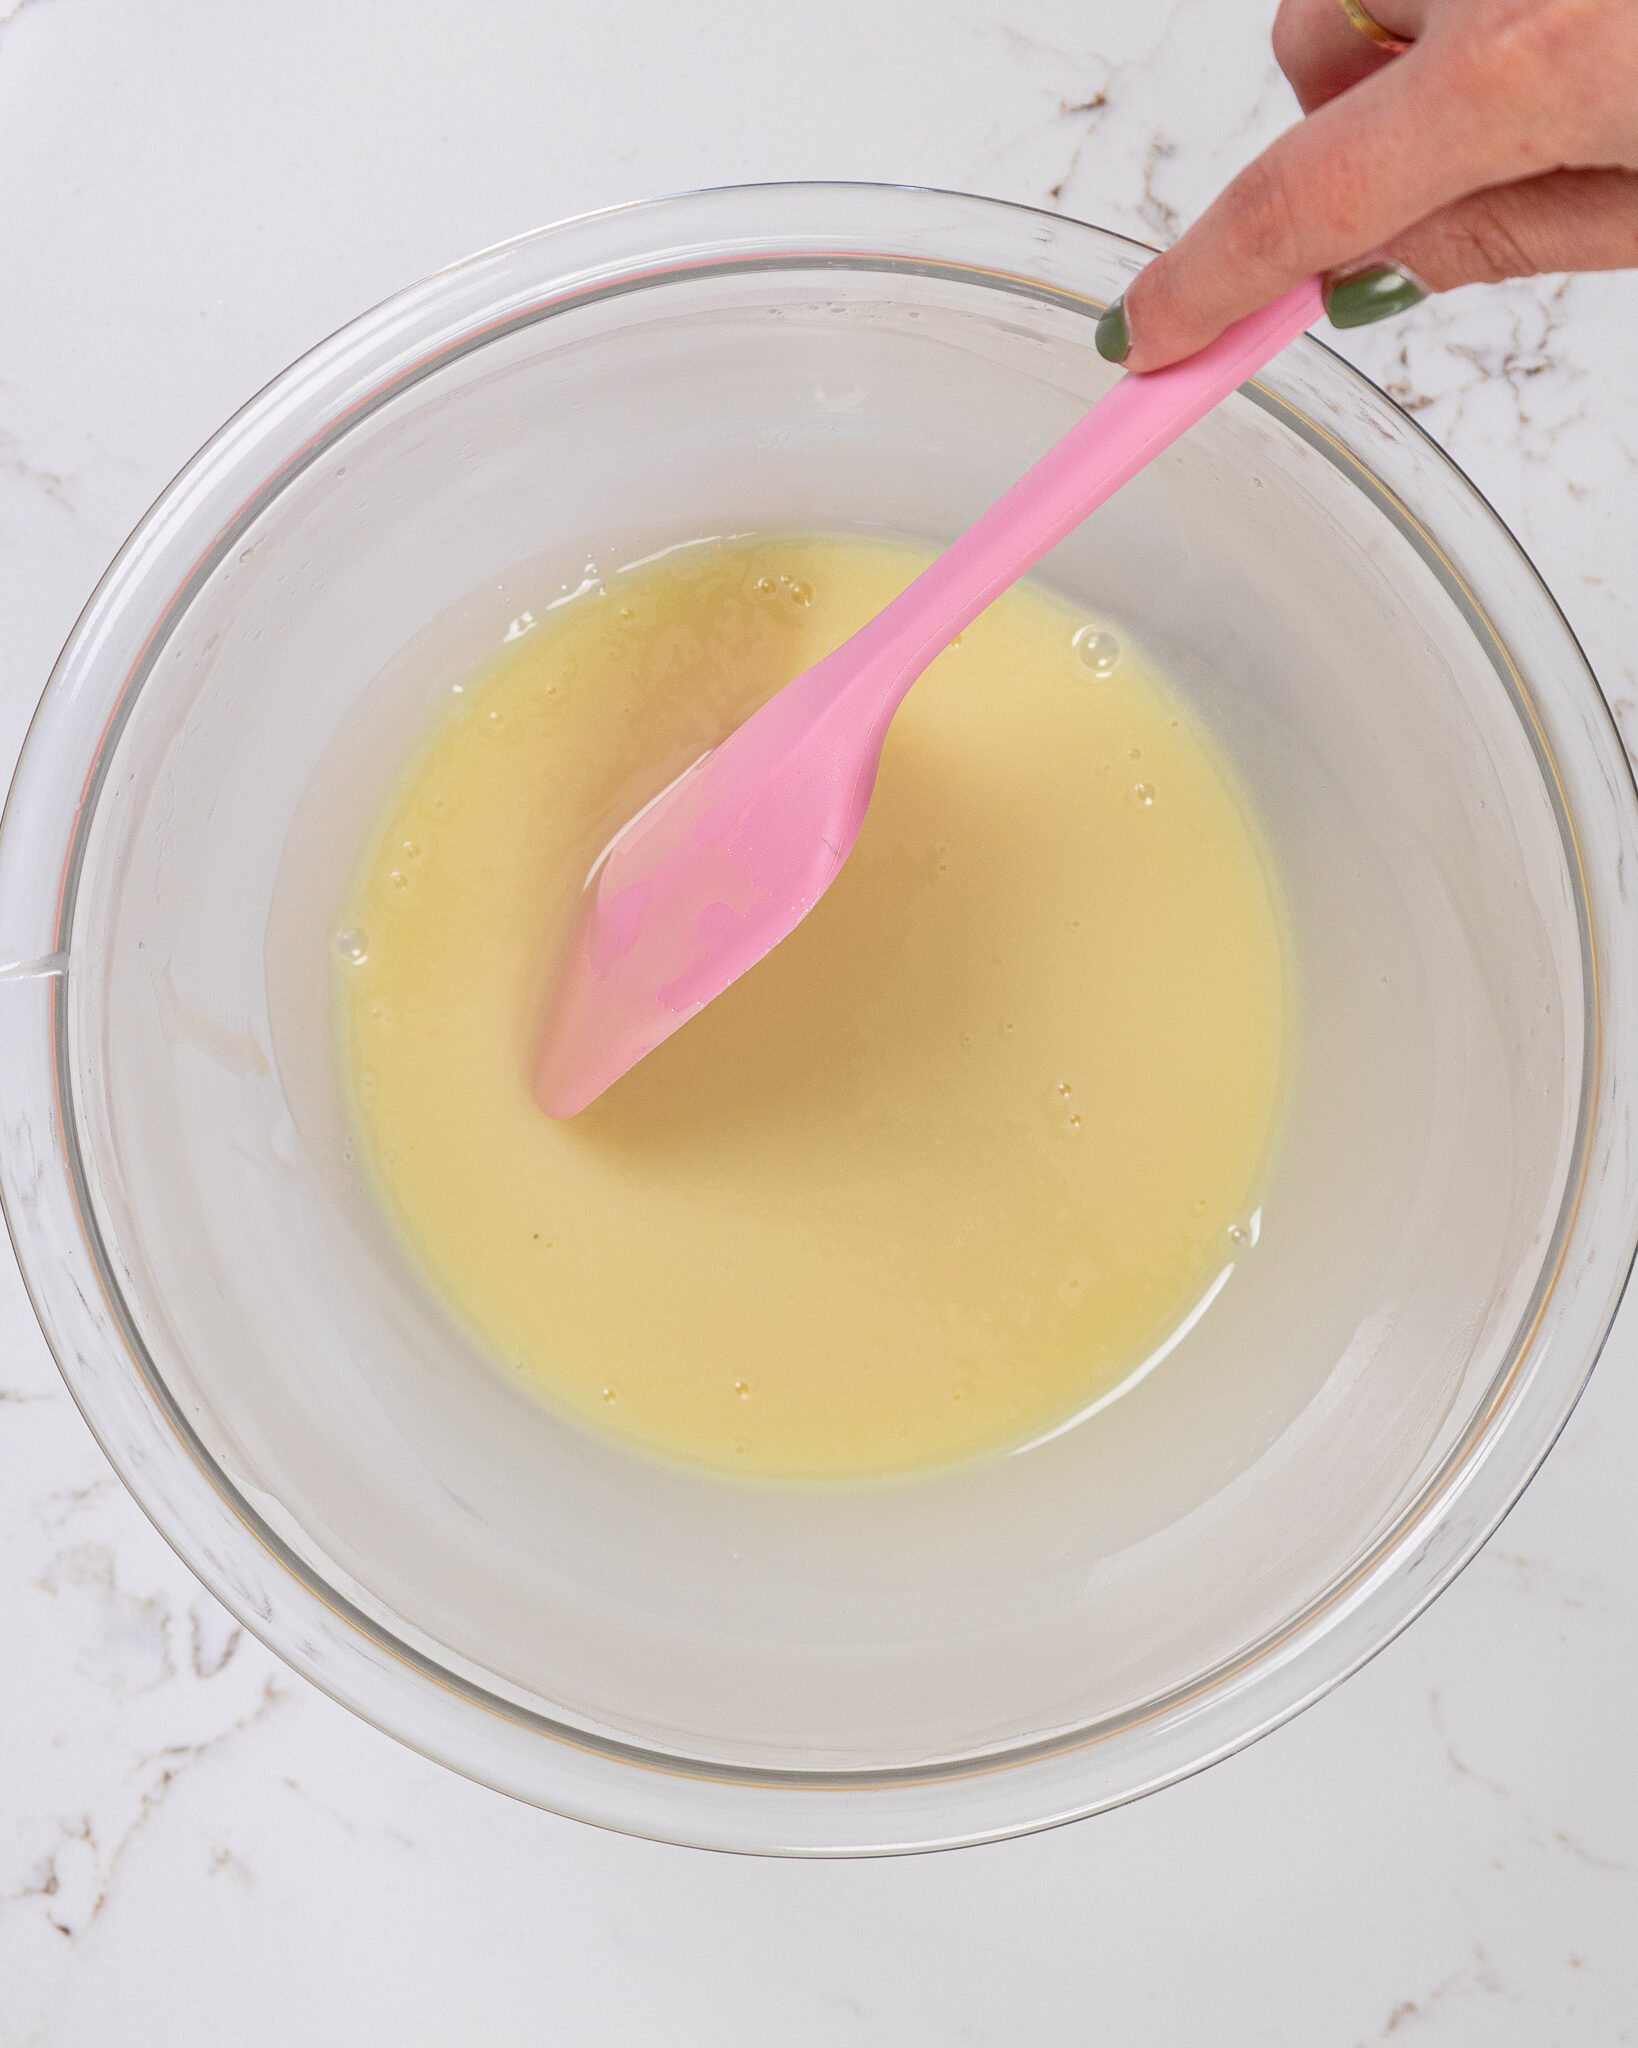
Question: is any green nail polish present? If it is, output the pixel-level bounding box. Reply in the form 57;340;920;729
1323;264;1426;330
1095;295;1130;363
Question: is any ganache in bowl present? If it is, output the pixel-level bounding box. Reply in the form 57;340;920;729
2;183;1636;1854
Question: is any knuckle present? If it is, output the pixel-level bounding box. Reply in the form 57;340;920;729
1434;7;1535;96
1439;0;1618;154
1220;152;1310;278
1269;2;1307;80
1436;193;1540;283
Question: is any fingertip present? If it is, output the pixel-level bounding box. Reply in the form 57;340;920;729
1113;259;1217;372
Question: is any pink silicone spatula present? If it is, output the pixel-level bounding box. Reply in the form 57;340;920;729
535;277;1322;1117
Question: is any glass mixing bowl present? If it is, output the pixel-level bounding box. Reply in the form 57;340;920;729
3;185;1636;1855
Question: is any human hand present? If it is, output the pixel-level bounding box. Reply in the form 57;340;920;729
1096;0;1638;368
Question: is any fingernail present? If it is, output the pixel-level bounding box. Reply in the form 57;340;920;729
1095;294;1130;363
1323;263;1427;329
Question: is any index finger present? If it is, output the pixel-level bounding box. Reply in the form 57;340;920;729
1114;41;1538;369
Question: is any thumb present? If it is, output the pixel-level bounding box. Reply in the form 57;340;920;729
1388;165;1638;290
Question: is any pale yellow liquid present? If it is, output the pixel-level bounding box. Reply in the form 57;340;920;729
339;535;1287;1480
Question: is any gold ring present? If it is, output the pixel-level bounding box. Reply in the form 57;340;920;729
1338;0;1412;53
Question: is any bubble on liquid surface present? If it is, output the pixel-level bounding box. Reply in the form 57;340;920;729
787;579;813;608
733;1379;751;1399
1043;1073;1085;1137
1130;782;1156;808
334;928;370;966
1072;625;1121;676
504;611;536;642
1228;1209;1263;1250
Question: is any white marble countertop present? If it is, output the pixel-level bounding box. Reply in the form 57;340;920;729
3;1;1635;2040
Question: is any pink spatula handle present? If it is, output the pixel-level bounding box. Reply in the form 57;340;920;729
844;277;1325;720
534;277;1324;1115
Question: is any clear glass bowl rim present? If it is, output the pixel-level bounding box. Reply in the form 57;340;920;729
3;181;1637;1856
